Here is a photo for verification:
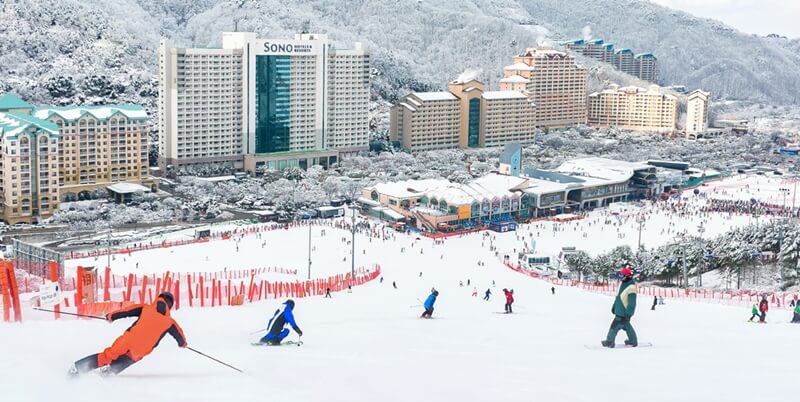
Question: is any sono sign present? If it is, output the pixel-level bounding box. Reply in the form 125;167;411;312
258;40;316;55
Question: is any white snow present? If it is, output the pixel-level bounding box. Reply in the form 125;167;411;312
2;178;797;402
481;90;528;100
412;92;458;101
697;174;800;206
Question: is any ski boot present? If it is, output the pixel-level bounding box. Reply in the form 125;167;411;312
98;365;113;377
67;364;79;377
601;340;614;348
624;340;637;347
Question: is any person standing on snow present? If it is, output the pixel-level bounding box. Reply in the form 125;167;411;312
759;296;769;323
748;303;759;322
421;289;439;318
70;292;187;376
503;288;514;313
792;302;800;323
601;266;638;348
258;299;303;345
651;295;657;311
484;288;492;301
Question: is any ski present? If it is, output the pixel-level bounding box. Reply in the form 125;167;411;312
252;340;303;347
584;342;653;350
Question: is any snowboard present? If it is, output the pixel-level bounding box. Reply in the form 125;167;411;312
252;340;303;347
584;342;653;350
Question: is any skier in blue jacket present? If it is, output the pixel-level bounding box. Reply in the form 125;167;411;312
421;288;439;318
258;299;303;345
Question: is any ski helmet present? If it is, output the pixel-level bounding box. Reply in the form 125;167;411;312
619;266;633;279
286;299;295;309
159;291;175;309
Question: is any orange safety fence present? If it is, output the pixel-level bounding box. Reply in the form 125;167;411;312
502;259;800;309
1;259;23;322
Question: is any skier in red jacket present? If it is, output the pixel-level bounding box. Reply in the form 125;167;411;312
759;295;769;323
503;288;514;313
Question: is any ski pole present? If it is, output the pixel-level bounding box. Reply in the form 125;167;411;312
409;304;422;308
33;308;105;321
249;328;267;335
187;347;243;373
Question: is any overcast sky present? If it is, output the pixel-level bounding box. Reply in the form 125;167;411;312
650;0;800;38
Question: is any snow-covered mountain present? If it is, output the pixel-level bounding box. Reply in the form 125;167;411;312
2;0;800;109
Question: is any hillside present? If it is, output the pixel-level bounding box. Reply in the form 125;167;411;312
2;0;800;110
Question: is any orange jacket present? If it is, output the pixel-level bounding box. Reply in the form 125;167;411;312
107;296;187;360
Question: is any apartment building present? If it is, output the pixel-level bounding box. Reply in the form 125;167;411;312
390;78;536;151
0;95;60;224
686;89;711;136
635;53;658;83
562;39;658;82
588;85;678;132
500;48;587;128
33;105;154;200
563;39;615;63
158;32;370;171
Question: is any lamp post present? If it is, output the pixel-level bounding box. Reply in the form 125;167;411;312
307;221;312;280
351;207;356;277
780;187;790;217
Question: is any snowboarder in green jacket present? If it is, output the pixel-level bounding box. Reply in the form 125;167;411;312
601;266;638;348
792;303;800;323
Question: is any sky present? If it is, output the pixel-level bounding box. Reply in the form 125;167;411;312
650;0;800;39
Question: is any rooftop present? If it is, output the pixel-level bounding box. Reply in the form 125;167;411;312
34;105;148;123
499;75;529;84
368;179;450;199
557;157;652;183
0;93;35;110
0;111;60;139
412;92;458;102
107;182;149;194
504;62;535;71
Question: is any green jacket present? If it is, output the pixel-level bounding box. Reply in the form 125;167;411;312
751;305;759;315
794;304;800;314
612;279;637;317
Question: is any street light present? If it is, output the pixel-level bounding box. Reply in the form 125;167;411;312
350;206;357;277
780;187;790;217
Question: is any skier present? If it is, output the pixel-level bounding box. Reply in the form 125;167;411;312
393;281;397;289
601;266;638;348
421;288;439;318
551;286;555;295
472;287;478;297
69;292;187;376
651;295;657;311
325;287;332;298
792;302;800;323
503;288;514;313
484;288;492;301
759;295;768;323
257;299;303;345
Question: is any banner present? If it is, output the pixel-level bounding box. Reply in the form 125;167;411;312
39;281;61;307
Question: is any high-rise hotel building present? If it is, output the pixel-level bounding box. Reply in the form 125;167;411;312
158;32;370;171
500;48;587;128
588;85;677;132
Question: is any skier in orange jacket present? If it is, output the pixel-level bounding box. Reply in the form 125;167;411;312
69;291;187;376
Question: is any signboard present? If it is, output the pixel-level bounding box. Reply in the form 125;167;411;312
39;281;61;307
256;39;319;56
457;205;470;220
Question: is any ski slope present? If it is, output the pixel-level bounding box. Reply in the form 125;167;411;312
2;221;798;402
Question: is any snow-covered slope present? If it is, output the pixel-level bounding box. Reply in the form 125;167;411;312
2;224;798;402
2;0;800;108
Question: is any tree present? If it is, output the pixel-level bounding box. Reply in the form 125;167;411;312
564;251;591;282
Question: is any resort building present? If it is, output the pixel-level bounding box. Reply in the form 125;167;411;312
588;85;678;132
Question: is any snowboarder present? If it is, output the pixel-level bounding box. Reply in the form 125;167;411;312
503;288;514;313
257;299;303;345
759;296;768;323
69;292;187;376
748;303;760;322
421;289;439;318
651;295;657;311
484;288;491;301
551;286;555;295
393;281;397;289
325;288;332;298
472;287;478;297
601;266;638;348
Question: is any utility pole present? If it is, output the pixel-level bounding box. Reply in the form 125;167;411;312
697;224;705;287
107;226;111;271
351;208;356;277
307;222;312;280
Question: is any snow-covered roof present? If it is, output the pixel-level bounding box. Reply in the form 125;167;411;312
499;75;529;84
33;105;148;123
196;175;236;182
317;206;344;212
399;102;416;112
688;89;710;100
482;91;528;100
504;62;534;71
0;111;60;139
557;157;652;183
107;182;149;194
521;177;579;195
368;179;450;199
412;92;458;102
380;208;405;220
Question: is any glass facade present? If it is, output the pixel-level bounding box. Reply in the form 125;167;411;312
255;56;291;154
468;98;480;148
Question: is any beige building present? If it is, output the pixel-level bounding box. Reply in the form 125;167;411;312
500;48;587;128
686;89;710;137
0;95;60;224
33;105;155;201
391;78;536;152
588;85;678;132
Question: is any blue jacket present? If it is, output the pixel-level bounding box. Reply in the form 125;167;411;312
268;302;300;334
424;293;438;310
